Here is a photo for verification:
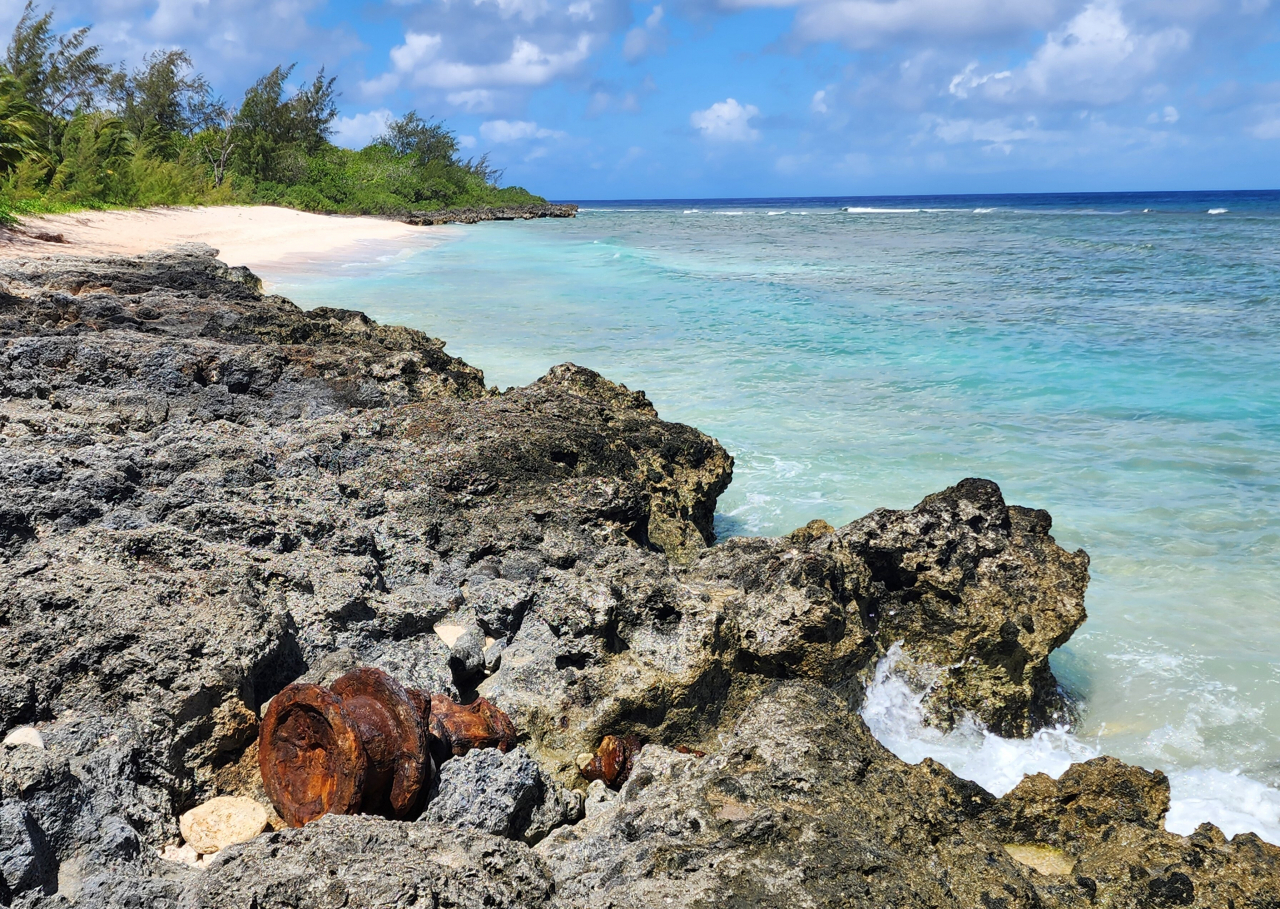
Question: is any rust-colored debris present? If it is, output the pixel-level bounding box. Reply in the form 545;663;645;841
427;693;518;758
259;667;518;827
579;734;645;789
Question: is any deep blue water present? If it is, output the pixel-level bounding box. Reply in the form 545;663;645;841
266;190;1280;840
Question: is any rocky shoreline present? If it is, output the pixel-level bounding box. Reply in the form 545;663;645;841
398;203;578;226
0;246;1275;907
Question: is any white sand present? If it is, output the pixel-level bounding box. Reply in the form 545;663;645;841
0;205;438;270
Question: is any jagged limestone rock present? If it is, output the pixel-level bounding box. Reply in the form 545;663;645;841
425;747;583;844
0;247;1272;909
185;816;555;909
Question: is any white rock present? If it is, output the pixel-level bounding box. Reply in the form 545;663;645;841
434;623;466;647
159;843;202;867
2;726;44;749
179;796;269;855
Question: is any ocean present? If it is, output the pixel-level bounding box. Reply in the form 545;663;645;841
266;190;1280;843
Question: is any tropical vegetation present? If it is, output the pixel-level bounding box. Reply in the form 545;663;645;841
0;2;542;223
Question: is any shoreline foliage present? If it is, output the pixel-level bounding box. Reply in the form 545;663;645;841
0;2;543;224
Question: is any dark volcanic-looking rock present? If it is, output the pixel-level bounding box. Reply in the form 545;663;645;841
400;203;578;226
0;246;1274;908
185;816;554;909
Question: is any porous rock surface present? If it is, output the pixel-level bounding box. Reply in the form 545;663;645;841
424;746;583;844
0;246;1274;907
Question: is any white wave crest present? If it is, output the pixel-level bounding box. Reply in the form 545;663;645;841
1208;208;1229;214
860;644;1280;844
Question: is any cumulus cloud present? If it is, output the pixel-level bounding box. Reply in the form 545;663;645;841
365;31;594;93
331;109;394;148
691;98;761;140
728;0;1063;50
948;3;1190;105
811;88;829;113
479;119;567;141
0;0;349;91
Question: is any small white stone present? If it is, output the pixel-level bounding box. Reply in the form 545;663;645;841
159;843;201;867
179;796;268;855
2;726;44;749
575;752;595;771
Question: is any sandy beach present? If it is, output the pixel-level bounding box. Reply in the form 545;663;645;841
0;205;438;270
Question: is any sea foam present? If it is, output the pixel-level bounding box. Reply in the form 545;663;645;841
861;645;1280;844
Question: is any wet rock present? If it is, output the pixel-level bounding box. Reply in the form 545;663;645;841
178;796;268;855
186;814;555;909
425;747;583;844
974;756;1280;907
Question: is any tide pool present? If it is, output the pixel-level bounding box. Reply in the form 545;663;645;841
266;191;1280;840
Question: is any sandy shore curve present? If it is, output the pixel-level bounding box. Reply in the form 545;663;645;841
0;205;439;270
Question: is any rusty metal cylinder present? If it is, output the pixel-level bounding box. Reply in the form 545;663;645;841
259;667;518;828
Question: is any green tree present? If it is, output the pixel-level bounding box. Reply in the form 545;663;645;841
108;49;212;158
4;2;112;152
49;111;134;204
0;70;43;172
375;111;458;166
231;64;337;181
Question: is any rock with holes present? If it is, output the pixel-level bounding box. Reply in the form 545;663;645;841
425;747;583;845
185;815;554;909
1;247;1271;909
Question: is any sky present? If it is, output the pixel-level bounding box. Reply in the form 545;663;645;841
2;0;1277;199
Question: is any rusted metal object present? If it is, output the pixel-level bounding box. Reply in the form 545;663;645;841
259;667;517;827
579;734;645;789
577;737;708;789
427;693;518;758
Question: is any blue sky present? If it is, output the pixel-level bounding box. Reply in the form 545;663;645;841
5;0;1278;198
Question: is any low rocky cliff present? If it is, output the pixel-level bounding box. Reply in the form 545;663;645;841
0;246;1275;907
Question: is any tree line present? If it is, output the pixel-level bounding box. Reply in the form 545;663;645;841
0;2;539;220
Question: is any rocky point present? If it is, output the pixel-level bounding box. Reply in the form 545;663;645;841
0;245;1274;907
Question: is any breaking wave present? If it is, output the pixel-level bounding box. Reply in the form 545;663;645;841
860;645;1280;844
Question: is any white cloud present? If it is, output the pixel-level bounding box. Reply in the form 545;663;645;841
691;98;761;141
811;88;829;113
1146;104;1179;123
769;0;1062;50
949;3;1190;105
367;31;594;92
459;134;479;149
622;4;667;62
331;109;394;149
479;119;567;142
448;89;498;112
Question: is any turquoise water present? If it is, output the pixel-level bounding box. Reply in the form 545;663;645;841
267;192;1280;840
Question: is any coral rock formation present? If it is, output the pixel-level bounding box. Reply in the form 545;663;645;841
0;247;1275;907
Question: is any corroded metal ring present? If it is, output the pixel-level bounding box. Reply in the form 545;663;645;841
258;683;368;827
330;668;429;820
